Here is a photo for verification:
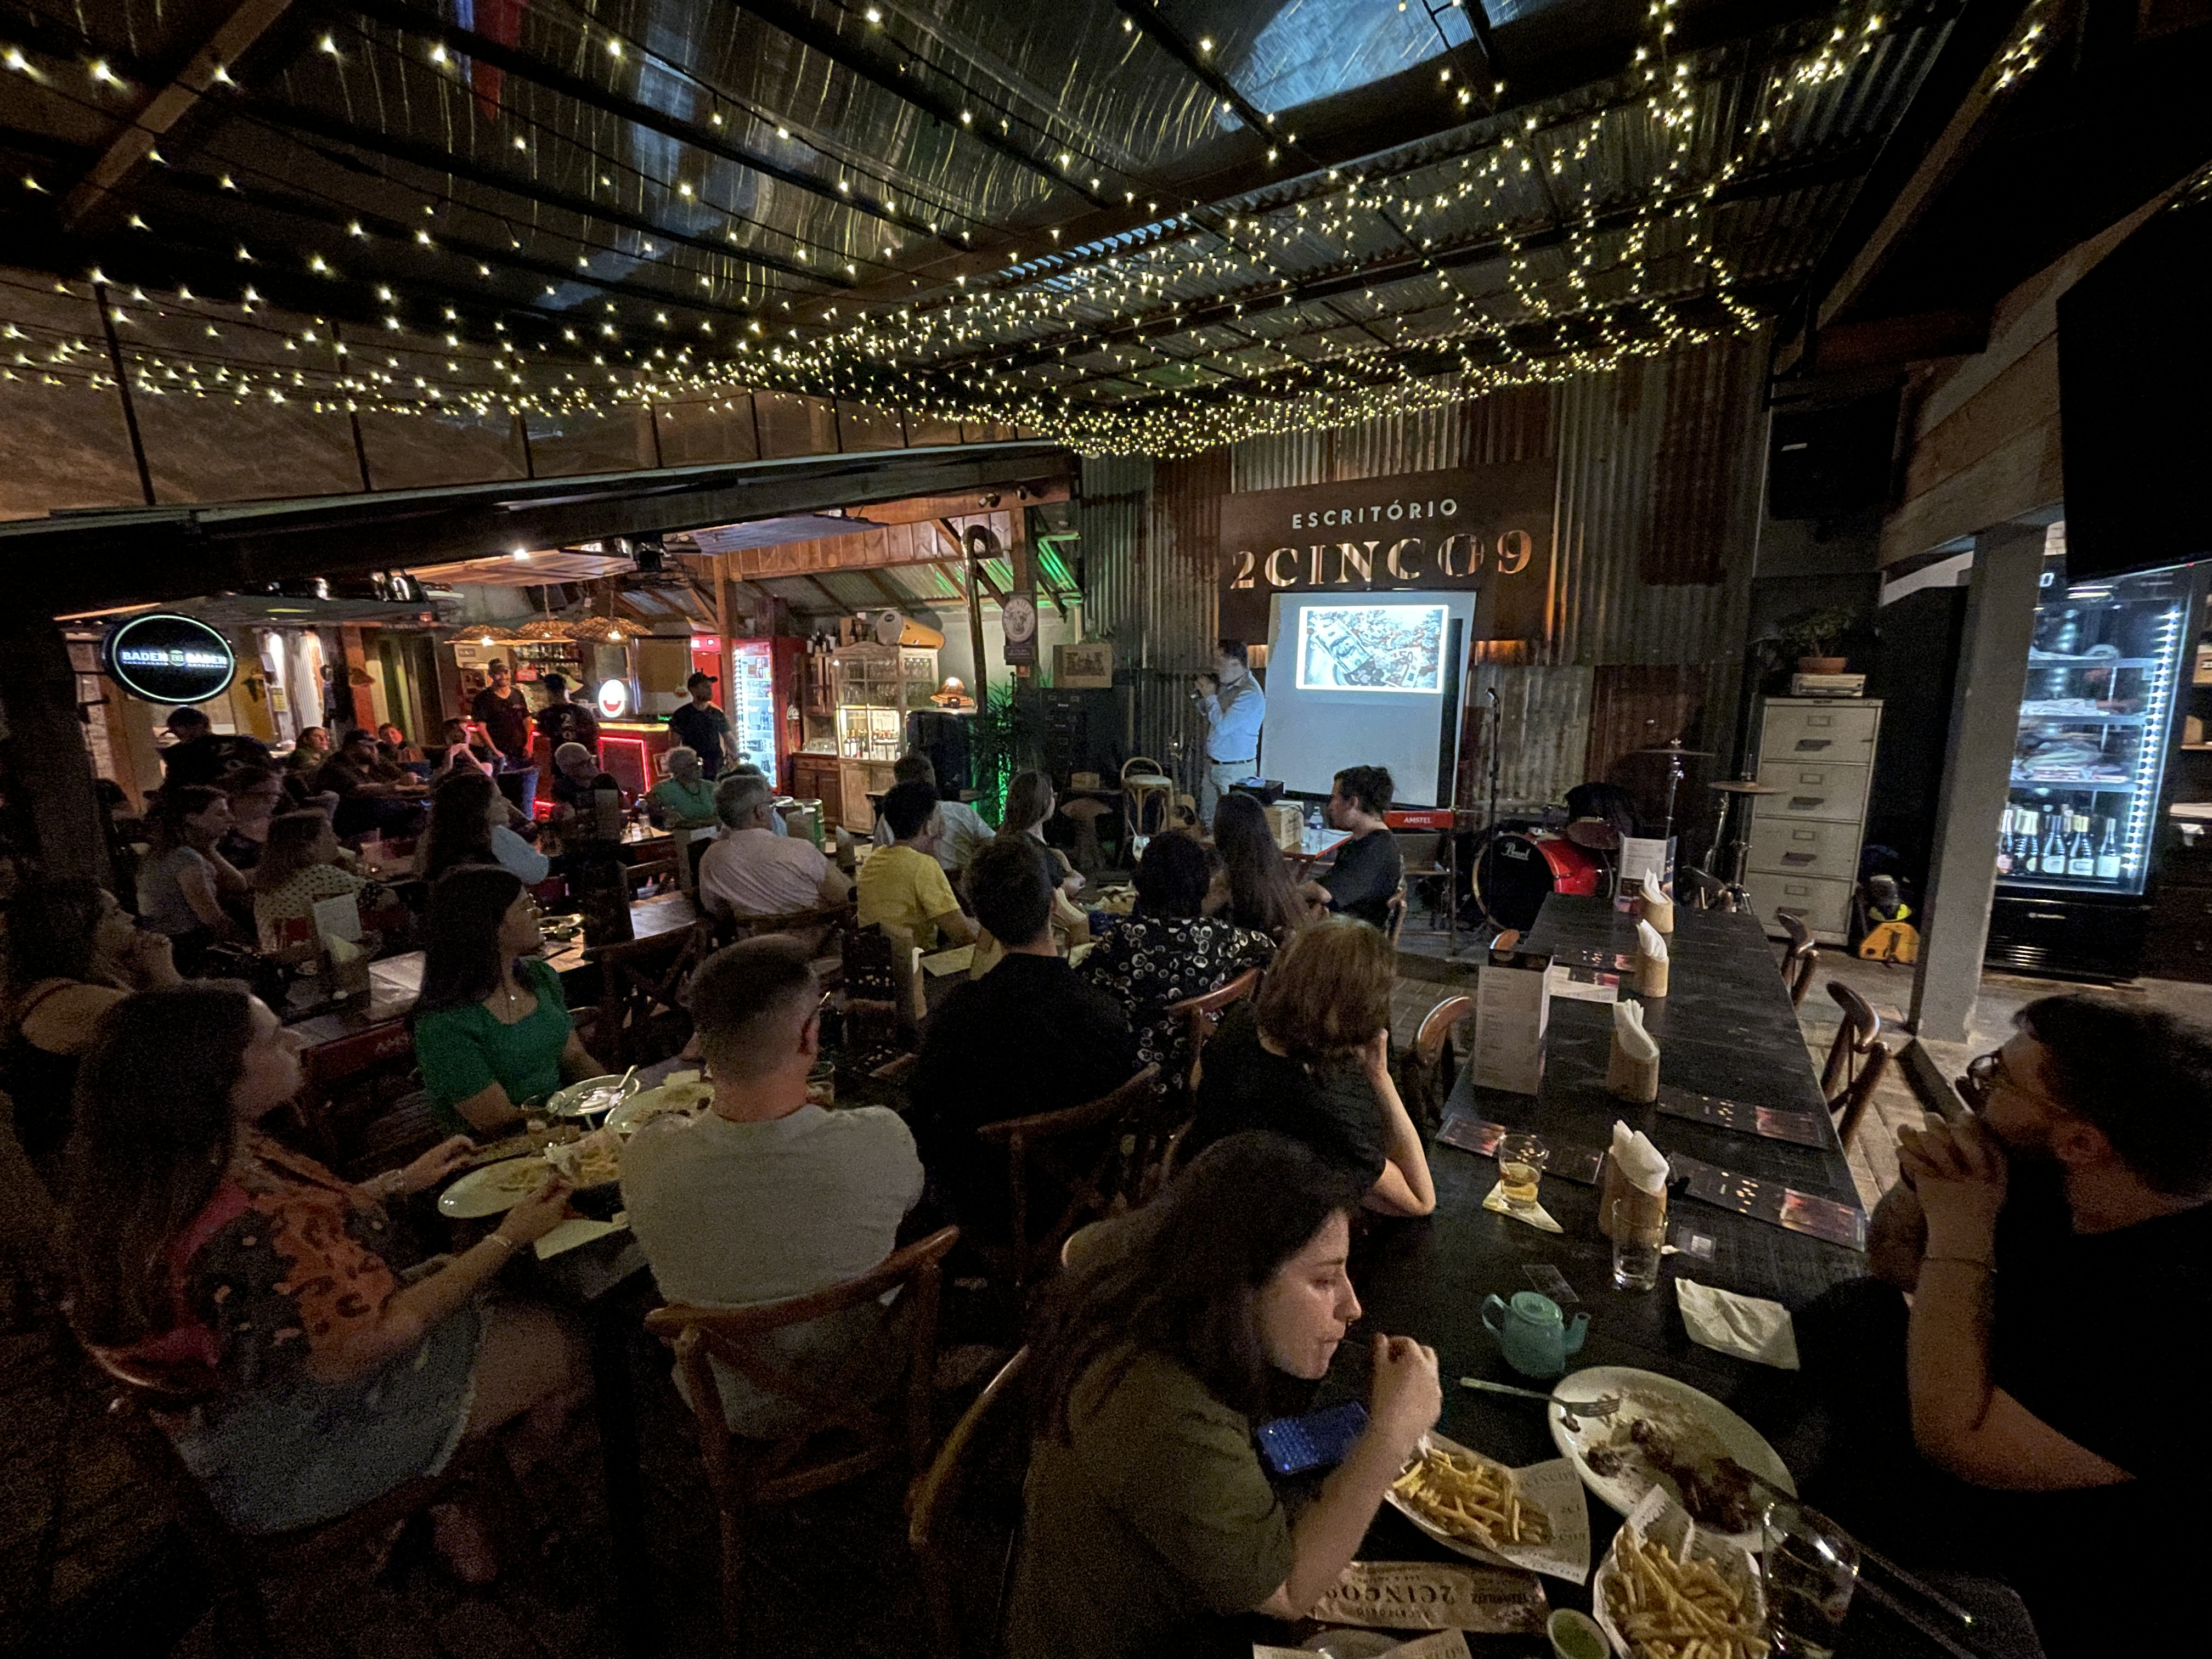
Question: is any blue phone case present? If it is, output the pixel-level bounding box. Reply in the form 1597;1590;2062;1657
1256;1400;1370;1476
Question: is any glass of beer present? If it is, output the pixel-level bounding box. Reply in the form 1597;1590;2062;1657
1497;1133;1549;1211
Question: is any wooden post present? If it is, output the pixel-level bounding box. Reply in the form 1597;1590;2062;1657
963;540;991;709
0;617;112;884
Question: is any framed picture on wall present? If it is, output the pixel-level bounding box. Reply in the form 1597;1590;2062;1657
1054;641;1114;688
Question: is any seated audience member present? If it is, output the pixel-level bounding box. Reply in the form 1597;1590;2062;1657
548;742;617;819
436;717;496;774
217;763;287;872
375;721;424;766
251;811;374;954
417;767;549;885
531;674;600;752
411;866;605;1135
1079;832;1273;1093
1007;1132;1442;1659
908;839;1136;1235
279;741;329;807
63;985;586;1574
1212;791;1317;937
855;782;978;950
1797;995;2212;1655
1182;916;1434;1217
621;938;923;1435
698;774;850;920
871;753;991;871
314;728;425;839
136;785;250;967
160;707;270;789
1;878;180;1160
645;746;721;831
1000;769;1087;902
723;764;789;834
1299;766;1403;929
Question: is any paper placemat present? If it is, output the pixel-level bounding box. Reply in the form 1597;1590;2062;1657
1308;1560;1548;1634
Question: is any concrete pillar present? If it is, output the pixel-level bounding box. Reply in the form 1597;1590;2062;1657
1909;522;2045;1042
0;617;112;885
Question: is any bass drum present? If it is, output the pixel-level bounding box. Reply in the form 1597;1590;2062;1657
1474;831;1605;932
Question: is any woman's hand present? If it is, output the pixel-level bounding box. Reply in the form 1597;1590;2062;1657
1359;1029;1393;1083
1367;1333;1442;1461
398;1136;476;1194
121;926;181;988
1897;1116;2008;1261
495;1175;577;1245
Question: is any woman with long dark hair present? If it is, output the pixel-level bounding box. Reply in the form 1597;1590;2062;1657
1;878;181;1159
1077;831;1272;1092
411;866;603;1134
416;766;548;885
64;984;586;1572
1211;791;1316;938
1008;1132;1441;1659
136;785;249;964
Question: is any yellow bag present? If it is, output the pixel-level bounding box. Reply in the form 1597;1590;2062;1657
1859;919;1920;963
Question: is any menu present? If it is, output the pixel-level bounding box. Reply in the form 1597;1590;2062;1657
1471;948;1550;1096
1669;1154;1867;1250
1655;1085;1830;1149
1437;1114;1604;1184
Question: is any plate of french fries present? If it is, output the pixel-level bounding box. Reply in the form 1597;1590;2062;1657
1385;1430;1592;1582
1594;1487;1769;1659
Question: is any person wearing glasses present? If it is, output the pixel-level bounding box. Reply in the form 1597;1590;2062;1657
1800;994;2212;1655
620;938;923;1436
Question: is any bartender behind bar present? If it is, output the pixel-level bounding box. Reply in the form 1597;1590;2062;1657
1194;638;1265;827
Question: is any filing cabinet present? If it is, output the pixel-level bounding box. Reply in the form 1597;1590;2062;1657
1744;698;1882;945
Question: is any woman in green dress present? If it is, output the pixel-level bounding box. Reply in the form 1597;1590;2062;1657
411;866;606;1135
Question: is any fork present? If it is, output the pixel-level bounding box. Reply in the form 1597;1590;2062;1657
1459;1378;1622;1419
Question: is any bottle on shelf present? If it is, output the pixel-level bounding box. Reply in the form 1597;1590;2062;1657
2096;815;2122;881
1996;809;2014;876
2040;811;2068;877
2066;814;2095;879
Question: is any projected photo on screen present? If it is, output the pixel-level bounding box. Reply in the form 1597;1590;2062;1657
1295;603;1449;694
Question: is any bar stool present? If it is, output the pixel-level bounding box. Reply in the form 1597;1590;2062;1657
1120;757;1176;845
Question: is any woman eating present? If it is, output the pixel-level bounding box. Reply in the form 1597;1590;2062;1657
134;785;249;969
63;984;586;1576
417;766;549;885
1007;1131;1442;1659
1;878;182;1160
1078;832;1273;1092
412;865;605;1135
1211;792;1317;938
251;811;375;954
1184;916;1435;1217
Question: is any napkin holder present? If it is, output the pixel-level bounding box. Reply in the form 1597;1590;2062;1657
1634;893;1674;935
1633;947;1669;999
1605;1034;1660;1103
1598;1158;1667;1242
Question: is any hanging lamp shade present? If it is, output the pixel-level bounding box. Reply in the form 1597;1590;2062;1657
515;617;574;640
568;615;629;644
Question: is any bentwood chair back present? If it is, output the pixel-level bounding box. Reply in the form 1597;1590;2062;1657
1779;912;1819;1008
908;1347;1031;1659
1384;887;1409;945
714;901;857;986
1819;980;1892;1148
645;1226;960;1638
583;919;713;1069
1403;994;1473;1137
1163;967;1262;1113
973;1065;1164;1291
1119;757;1176;843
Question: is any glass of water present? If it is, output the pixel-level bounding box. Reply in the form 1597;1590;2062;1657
1608;1197;1663;1290
1760;1500;1861;1658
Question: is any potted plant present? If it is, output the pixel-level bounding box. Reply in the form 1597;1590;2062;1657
1778;605;1862;674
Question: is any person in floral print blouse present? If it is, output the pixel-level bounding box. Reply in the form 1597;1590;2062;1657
1079;832;1274;1094
63;985;585;1579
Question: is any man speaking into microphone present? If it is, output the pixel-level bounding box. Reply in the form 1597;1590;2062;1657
1194;637;1265;827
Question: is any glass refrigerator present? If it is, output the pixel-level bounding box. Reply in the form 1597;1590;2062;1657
1986;553;2198;979
725;637;806;790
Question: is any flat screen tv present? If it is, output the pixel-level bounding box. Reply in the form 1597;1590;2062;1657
2059;190;2212;582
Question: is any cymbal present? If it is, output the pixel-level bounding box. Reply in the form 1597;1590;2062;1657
1710;778;1781;794
1635;744;1715;757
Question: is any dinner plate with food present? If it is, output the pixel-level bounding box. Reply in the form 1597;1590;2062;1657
546;1072;641;1120
438;1155;561;1218
605;1072;715;1136
1547;1366;1792;1550
1385;1429;1591;1582
1593;1487;1768;1659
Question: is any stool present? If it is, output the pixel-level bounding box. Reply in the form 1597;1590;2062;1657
1121;757;1175;844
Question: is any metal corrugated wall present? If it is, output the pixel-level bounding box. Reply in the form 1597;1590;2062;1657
1077;334;1769;808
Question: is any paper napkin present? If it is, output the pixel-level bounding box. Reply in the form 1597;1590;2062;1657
1609;1119;1668;1195
1675;1277;1799;1369
1611;1001;1659;1064
1482;1182;1564;1233
1635;918;1668;962
1640;871;1667;906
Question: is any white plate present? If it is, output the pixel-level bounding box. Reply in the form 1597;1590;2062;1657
437;1155;552;1218
547;1073;641;1119
605;1077;714;1136
1545;1365;1793;1551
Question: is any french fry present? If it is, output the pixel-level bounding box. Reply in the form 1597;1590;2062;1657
1390;1445;1551;1549
1606;1528;1767;1659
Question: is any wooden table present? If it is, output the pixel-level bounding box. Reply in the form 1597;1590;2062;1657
1319;895;1872;1630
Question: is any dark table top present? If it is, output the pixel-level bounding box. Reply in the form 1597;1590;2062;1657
1318;895;1878;1637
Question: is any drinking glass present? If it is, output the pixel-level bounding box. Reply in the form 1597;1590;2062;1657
1760;1500;1861;1658
1497;1133;1548;1210
1609;1197;1662;1291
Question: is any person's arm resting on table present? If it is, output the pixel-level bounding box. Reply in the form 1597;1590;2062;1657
1357;1033;1436;1218
1898;1118;2131;1490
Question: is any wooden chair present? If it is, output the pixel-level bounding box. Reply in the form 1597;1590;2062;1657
76;1342;526;1659
909;1347;1031;1659
1384;887;1408;945
1162;967;1262;1112
1120;756;1176;843
582;919;713;1069
973;1065;1164;1292
1401;994;1472;1137
1779;912;1819;1008
1819;980;1892;1148
713;901;857;986
624;856;679;896
645;1226;960;1637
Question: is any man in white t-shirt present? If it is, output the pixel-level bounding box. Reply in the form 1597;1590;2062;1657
696;774;851;919
620;937;924;1435
870;752;991;873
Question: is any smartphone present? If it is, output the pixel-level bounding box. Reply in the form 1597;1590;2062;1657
1256;1400;1370;1477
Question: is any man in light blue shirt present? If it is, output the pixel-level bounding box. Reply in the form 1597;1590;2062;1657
1195;637;1266;826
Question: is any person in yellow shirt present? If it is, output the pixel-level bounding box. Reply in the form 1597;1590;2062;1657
857;782;979;951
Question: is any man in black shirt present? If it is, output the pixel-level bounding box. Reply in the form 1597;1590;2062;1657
530;673;600;752
1300;764;1402;929
160;707;270;788
667;672;733;777
908;836;1136;1242
1800;994;2212;1655
469;659;532;765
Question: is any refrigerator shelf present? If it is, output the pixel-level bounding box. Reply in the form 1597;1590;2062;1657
2010;775;2138;791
